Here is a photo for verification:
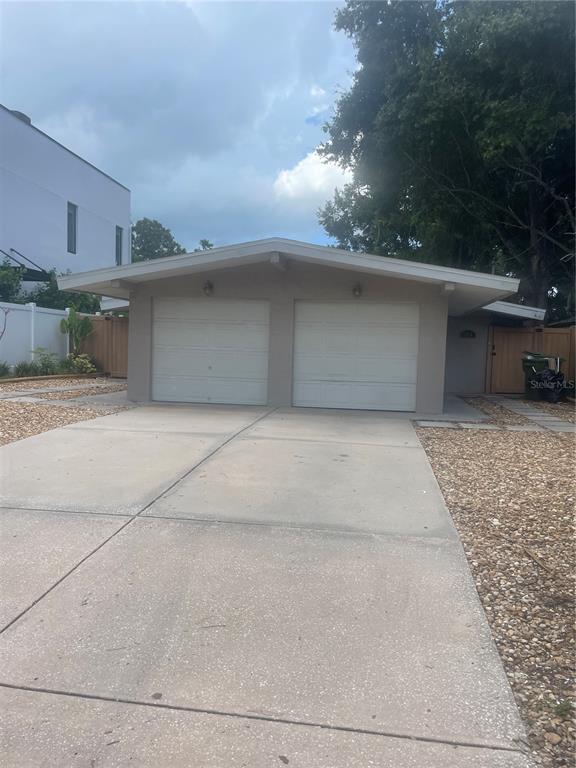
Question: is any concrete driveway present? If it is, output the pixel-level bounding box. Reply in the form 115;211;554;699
0;405;532;767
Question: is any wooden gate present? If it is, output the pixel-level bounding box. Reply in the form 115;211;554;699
80;315;128;377
487;326;575;394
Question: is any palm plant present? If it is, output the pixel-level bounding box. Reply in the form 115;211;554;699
60;307;93;355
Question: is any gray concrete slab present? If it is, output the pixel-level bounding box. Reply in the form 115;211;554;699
0;518;525;750
64;403;268;434
146;435;454;537
0;687;533;768
55;390;130;407
0;427;231;514
416;420;459;428
0;508;126;628
249;410;420;446
442;394;490;421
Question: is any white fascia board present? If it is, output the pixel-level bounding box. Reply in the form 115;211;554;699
58;237;519;296
482;301;546;321
100;297;129;311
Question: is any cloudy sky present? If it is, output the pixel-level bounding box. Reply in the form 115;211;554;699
0;1;355;250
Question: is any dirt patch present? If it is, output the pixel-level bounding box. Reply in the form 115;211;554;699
0;401;124;445
417;427;575;767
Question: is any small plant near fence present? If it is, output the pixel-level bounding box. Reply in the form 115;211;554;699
1;349;99;379
60;308;93;356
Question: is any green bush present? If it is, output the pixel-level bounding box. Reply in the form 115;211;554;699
61;353;97;374
33;348;60;376
14;360;41;377
0;361;11;378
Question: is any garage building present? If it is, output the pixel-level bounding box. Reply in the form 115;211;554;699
59;238;520;413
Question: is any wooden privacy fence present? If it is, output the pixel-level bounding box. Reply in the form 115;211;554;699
487;325;575;394
80;315;128;377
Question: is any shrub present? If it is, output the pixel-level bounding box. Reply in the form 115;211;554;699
61;353;97;374
14;360;41;377
33;348;60;376
0;361;10;378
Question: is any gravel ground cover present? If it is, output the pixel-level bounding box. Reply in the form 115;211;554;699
35;383;127;400
417;426;575;767
0;376;117;393
464;397;532;425
526;400;576;424
0;401;124;445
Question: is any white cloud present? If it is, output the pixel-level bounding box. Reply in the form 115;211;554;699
273;151;352;207
310;85;326;98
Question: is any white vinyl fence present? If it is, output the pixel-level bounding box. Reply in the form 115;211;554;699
0;302;69;366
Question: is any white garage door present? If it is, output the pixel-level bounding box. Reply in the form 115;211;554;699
152;298;269;404
293;301;419;411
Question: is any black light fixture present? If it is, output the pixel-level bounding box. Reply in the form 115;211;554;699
203;280;214;297
352;283;363;298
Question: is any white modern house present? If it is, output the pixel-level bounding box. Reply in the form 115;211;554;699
0;104;131;276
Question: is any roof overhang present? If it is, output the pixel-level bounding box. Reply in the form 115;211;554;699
58;237;519;315
482;300;545;321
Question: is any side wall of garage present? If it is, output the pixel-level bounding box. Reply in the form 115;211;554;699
127;262;449;413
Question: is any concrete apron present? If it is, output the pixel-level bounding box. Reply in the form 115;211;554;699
0;404;533;767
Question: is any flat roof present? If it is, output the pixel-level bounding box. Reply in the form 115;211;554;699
0;103;130;192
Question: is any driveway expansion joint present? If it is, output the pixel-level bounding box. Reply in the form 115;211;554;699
0;682;530;757
136;407;278;515
0;409;277;636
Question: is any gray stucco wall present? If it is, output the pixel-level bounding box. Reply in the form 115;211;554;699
127;261;449;413
444;314;490;395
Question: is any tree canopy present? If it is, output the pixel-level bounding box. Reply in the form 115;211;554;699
0;262;99;313
320;0;575;319
131;218;187;262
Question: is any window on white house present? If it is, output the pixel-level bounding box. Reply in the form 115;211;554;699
67;202;77;254
115;226;123;266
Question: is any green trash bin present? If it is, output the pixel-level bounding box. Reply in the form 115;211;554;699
522;352;551;400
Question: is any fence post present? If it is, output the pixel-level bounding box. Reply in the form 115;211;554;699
26;302;36;361
64;307;71;355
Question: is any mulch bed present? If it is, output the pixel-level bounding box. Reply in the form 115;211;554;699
418;425;575;767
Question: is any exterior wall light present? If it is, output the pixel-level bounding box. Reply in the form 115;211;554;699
203;280;214;297
352;283;363;298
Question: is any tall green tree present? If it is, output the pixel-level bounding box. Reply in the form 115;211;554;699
0;260;23;303
27;270;100;313
320;1;575;318
131;218;186;262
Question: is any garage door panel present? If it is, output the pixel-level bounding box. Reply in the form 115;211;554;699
153;348;268;379
293;381;417;411
297;301;418;325
154;298;268;324
294;355;417;384
153;376;268;405
152;299;269;405
154;321;268;351
295;326;419;357
293;301;419;411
